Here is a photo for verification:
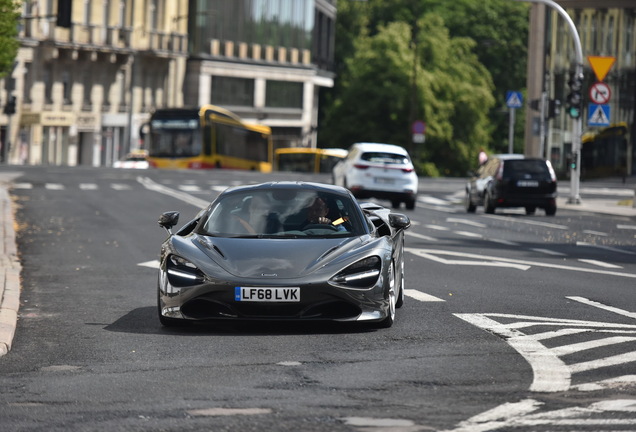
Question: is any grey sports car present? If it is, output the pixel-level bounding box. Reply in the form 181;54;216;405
157;181;411;328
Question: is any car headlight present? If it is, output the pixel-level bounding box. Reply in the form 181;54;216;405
166;255;205;286
329;256;381;289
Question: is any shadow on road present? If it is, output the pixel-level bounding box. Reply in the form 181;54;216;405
104;306;378;336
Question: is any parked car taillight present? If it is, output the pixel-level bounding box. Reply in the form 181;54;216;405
401;167;413;173
354;164;369;170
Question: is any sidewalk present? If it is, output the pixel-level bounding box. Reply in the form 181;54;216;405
0;174;22;357
0;174;633;357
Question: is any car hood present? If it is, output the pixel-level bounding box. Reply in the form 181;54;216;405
191;235;365;279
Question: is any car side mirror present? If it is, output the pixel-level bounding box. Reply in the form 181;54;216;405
388;213;411;230
158;211;180;235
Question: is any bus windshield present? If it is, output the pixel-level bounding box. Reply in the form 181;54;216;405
148;118;201;158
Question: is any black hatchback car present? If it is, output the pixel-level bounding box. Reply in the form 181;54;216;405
465;154;557;216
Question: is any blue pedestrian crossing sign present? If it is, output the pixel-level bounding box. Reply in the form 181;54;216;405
506;91;523;109
588;103;610;127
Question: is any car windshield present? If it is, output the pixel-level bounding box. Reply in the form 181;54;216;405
200;189;364;238
361;152;409;165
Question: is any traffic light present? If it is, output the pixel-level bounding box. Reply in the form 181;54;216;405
546;99;561;119
57;0;72;28
3;96;16;115
566;71;584;119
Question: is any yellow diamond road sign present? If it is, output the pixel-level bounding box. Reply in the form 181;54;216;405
587;56;615;82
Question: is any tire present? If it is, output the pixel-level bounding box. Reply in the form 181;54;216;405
465;191;476;213
405;198;416;210
375;261;396;328
391;200;401;209
484;191;495;214
545;204;557;216
525;206;536;215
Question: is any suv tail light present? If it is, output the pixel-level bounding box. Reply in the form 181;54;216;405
353;164;369;170
401;167;413;173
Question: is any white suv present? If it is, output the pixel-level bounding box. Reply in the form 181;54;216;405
332;143;418;209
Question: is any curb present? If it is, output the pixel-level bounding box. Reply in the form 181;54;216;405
0;185;21;357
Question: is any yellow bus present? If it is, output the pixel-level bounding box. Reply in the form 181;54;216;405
275;147;348;174
144;105;273;172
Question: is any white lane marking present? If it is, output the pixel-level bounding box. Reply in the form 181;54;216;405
578;259;622;269
111;183;131;190
484;214;568;230
424;224;449;231
138;176;209;209
566;296;636;320
455;314;570;392
187;407;271;417
417;203;458;213
179;185;202;192
531;248;566;256
406;232;436;242
583;230;608;236
341;417;415;427
138;260;160;269
488;238;520;246
618;224;636;230
551;336;636;356
419;196;449;205
212;185;229;192
443;398;636;431
570;352;636;373
572;375;636;392
45;183;64;190
446;217;487;228
577;241;636;255
455;231;483;238
408;248;530;271
277;361;302;366
79;183;98;190
407;247;636;279
405;289;445;302
443;399;543;432
11;183;32;189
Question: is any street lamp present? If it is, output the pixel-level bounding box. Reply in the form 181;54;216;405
514;0;583;204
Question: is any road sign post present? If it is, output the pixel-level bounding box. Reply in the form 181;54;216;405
506;91;523;154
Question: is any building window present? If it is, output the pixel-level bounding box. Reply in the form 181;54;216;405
211;76;255;107
265;80;302;108
62;70;71;104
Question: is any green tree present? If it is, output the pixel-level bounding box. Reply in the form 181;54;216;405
320;12;495;176
319;0;529;173
0;0;19;78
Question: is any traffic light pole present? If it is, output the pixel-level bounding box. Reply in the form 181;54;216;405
515;0;583;204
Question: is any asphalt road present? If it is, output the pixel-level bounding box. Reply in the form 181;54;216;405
0;166;635;432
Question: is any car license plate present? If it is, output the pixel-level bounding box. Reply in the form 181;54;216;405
375;177;394;184
517;180;539;187
235;287;300;302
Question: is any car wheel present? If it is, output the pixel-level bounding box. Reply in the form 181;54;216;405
484;191;495;214
525;206;536;215
465;191;476;213
396;259;405;308
376;261;396;328
545;204;557;216
405;198;416;210
391;200;401;209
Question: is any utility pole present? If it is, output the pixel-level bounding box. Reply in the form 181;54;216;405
515;0;583;204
